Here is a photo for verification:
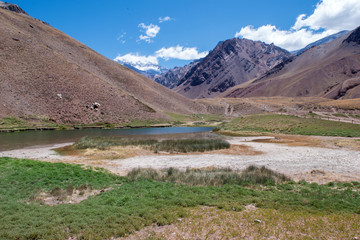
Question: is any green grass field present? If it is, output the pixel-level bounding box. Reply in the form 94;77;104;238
1;157;360;239
0;116;60;131
333;113;348;118
223;114;360;137
167;112;225;124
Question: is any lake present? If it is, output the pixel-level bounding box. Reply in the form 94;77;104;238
0;127;213;151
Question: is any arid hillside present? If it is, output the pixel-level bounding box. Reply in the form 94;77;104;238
0;7;205;124
223;27;360;99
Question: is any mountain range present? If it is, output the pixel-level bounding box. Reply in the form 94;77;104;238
150;60;201;89
173;38;292;99
223;27;360;99
136;31;357;100
140;29;360;101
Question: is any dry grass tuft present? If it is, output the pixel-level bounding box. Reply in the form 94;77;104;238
127;165;290;186
252;134;327;148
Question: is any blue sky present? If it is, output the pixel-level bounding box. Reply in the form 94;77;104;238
10;0;360;70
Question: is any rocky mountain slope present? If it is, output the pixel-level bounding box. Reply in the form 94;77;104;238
150;60;200;89
173;38;292;99
0;7;205;124
223;26;360;100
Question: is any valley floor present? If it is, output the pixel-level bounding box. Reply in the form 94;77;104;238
1;135;359;184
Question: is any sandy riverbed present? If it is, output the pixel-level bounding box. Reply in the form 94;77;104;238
1;136;359;183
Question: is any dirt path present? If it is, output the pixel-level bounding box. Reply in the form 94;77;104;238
1;136;359;183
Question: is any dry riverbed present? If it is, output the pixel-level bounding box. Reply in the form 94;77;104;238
1;135;359;184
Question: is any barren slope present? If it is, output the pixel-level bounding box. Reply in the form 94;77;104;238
0;8;204;124
223;27;360;99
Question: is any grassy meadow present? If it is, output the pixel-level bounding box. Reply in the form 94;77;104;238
223;114;360;137
1;157;360;239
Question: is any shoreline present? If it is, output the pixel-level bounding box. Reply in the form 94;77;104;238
0;123;174;133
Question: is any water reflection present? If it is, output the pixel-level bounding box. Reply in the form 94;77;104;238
0;127;214;151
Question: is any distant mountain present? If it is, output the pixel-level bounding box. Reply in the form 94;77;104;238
292;30;349;55
173;38;293;99
0;6;205;124
149;60;201;89
120;63;168;78
0;1;27;14
223;26;360;100
113;58;168;78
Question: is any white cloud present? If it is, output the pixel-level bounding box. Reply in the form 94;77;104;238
116;32;126;44
155;45;208;60
236;25;336;51
159;16;173;23
138;23;160;43
114;45;208;71
292;0;360;31
114;53;159;71
235;0;360;51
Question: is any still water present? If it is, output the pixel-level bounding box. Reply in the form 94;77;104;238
0;127;213;151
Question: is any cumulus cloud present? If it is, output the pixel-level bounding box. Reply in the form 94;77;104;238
114;53;159;71
155;45;209;60
114;45;208;71
138;23;160;43
236;25;336;51
158;16;173;23
292;0;360;31
235;0;360;51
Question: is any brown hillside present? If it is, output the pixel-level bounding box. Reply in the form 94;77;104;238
223;27;360;99
0;8;205;124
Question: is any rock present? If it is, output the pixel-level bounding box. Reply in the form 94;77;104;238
90;102;101;110
311;169;325;175
0;1;28;14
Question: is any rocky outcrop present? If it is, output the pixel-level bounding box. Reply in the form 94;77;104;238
0;1;27;14
343;26;360;45
174;38;292;99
